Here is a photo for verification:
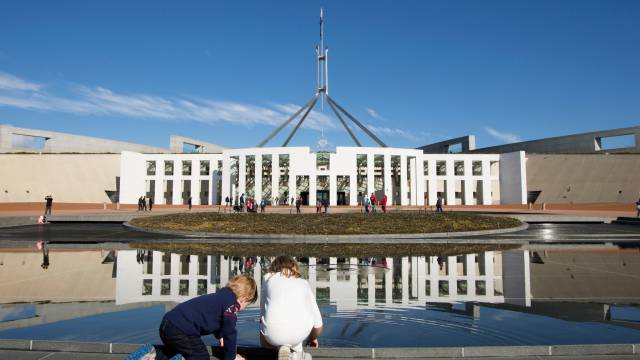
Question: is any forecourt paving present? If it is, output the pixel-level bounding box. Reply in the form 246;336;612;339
1;340;640;360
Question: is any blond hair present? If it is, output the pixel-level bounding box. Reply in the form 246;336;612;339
268;256;301;278
226;274;257;303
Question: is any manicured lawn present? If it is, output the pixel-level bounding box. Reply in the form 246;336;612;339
129;211;521;235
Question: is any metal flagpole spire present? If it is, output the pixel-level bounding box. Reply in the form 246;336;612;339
257;8;387;148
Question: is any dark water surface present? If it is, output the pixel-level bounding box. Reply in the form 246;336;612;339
0;244;639;347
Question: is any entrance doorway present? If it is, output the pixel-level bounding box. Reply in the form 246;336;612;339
316;190;329;205
337;192;346;205
300;191;309;205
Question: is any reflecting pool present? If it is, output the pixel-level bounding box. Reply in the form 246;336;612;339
0;246;639;347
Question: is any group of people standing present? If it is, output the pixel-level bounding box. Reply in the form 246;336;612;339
138;196;153;211
225;194;268;213
362;192;388;214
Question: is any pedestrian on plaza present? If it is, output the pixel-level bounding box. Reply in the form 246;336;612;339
149;197;153;211
44;195;53;215
323;198;329;214
436;195;444;213
40;240;50;270
240;194;245;212
316;198;322;214
126;275;257;360
370;192;377;213
260;199;266;213
381;194;387;213
142;196;147;211
291;197;295;206
138;196;143;211
188;196;193;211
295;197;301;214
636;194;640;217
225;196;230;208
364;196;370;213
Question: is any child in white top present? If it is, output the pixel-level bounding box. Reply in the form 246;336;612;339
260;256;323;360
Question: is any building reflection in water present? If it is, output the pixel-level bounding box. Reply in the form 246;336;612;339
116;250;532;309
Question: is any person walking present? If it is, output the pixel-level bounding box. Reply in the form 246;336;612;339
44;195;53;215
370;192;377;213
260;199;266;213
138;196;143;211
142;196;147;211
323;198;329;214
225;196;230;208
291;197;295;206
295;197;301;214
149;197;153;211
381;194;387;213
316;199;322;214
240;194;245;212
436;195;444;213
364;197;370;214
188;196;192;211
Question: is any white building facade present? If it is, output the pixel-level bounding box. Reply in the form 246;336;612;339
120;147;527;206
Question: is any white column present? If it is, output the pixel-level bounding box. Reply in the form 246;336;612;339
366;153;375;199
400;155;408;205
255;154;262;203
416;158;425;206
401;257;409;304
368;270;376;307
446;160;455;206
172;173;181;205
192;176;201;205
272;154;279;205
349;174;357;206
329;174;337;206
409;157;418;205
238;155;246;199
384;154;392;204
448;256;457;297
309;174;317;206
485;252;495;298
154;175;163;206
417;256;427;301
308;257;317;297
385;257;393;305
411;256;418;298
429;257;438;299
289;172;296;205
222;155;231;203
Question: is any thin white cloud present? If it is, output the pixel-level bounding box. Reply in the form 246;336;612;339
0;71;338;131
365;107;384;121
367;124;420;142
0;71;44;91
485;127;522;143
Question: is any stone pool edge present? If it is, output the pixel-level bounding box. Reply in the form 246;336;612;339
0;339;638;358
122;221;529;243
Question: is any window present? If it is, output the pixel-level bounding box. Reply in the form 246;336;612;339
164;161;174;176
436;161;446;176
197;279;207;295
439;280;449;296
179;280;189;296
161;279;171;295
200;160;210;175
142;279;152;295
146;161;156;176
182;160;192;176
472;161;482;176
423;160;428;176
457;280;467;295
476;280;486;296
316;152;330;171
454;161;464;176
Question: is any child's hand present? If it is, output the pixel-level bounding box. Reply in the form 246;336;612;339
307;338;319;348
219;338;224;347
234;354;246;360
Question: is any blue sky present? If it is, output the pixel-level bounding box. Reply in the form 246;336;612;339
0;0;639;150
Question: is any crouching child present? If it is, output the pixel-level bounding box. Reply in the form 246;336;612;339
126;274;257;360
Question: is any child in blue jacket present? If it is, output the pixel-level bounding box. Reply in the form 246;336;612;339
127;274;257;360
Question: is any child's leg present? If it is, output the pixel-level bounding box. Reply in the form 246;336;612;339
158;318;209;360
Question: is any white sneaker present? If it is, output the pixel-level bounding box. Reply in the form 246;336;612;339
292;349;312;360
278;345;292;360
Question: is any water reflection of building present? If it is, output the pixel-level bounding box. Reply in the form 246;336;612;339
116;250;532;309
